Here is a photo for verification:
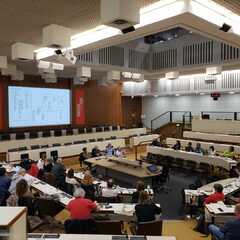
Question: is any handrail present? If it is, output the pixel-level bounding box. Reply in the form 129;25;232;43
151;111;191;131
201;111;240;120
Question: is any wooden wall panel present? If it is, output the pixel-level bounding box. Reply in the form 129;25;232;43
84;81;123;126
122;96;142;128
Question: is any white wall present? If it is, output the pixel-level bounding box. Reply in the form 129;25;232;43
143;94;240;129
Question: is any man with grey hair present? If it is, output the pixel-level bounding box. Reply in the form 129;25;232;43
9;168;26;193
67;188;98;220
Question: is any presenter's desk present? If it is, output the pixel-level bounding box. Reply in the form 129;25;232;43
85;157;162;187
0;207;27;240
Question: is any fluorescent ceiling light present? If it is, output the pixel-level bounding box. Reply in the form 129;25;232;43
71;25;120;49
190;0;240;35
136;0;185;29
35;0;240;60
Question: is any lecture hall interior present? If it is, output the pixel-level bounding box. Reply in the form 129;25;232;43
2;0;240;240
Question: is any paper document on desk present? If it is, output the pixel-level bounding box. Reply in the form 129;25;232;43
206;202;235;214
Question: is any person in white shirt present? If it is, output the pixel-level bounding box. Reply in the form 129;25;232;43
102;179;119;198
66;169;79;187
37;152;46;170
9;168;26;193
209;146;216;156
114;147;123;158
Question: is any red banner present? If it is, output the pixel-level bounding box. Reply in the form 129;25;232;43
75;88;85;125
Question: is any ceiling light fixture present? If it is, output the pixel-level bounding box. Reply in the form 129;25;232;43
35;0;240;60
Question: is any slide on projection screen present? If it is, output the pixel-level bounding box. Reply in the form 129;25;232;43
8;86;71;127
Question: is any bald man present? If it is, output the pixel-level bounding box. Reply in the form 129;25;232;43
209;203;240;240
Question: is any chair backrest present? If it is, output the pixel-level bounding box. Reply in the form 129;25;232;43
16;132;25;140
18;197;36;216
31;145;40;150
65;183;74;195
64;219;96;234
29;132;38;139
137;220;163;236
43;173;56;186
95;220;123;235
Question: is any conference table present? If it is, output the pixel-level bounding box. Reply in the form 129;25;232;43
74;171;154;196
147;146;237;170
184;178;240;204
7;138;125;162
129;134;159;147
85;156;162;187
183;131;240;144
28;234;176;240
192;118;240;135
166;137;240;154
29;174;141;219
0;128;146;153
205;202;236;225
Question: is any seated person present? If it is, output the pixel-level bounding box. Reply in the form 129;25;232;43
209;146;216;156
185;142;194;152
195;143;204;155
101;179;119;198
229;166;240;178
151;138;162;147
114;147;124;158
173;140;181;150
135;191;161;222
14;179;35;214
27;161;39;177
67;188;98;220
224;146;235;159
209;203;240;240
66;169;79;187
43;159;53;173
132;181;145;203
81;171;95;200
0;167;11;206
37;152;47;170
79;147;90;167
9;168;27;193
20;158;31;171
52;158;66;190
204;184;224;205
105;143;114;156
91;146;101;158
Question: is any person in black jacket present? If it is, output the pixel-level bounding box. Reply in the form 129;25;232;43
209;203;240;240
0;168;11;206
52;158;66;190
135;191;161;222
173;140;181;150
132;181;145;203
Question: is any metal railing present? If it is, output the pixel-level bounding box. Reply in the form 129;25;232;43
151;111;191;131
200;111;240;121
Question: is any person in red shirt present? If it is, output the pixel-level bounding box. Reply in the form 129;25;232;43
27;162;39;178
67;188;98;220
204;184;224;205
